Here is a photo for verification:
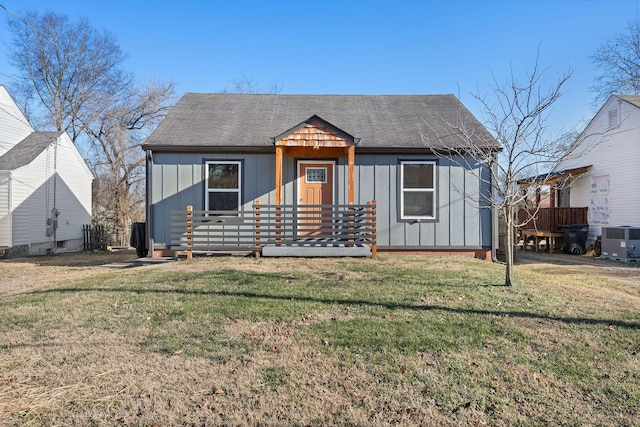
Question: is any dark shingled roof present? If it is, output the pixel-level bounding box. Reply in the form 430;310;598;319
0;131;61;170
617;94;640;109
144;93;496;151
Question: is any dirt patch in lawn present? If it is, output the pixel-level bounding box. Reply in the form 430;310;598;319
1;249;139;267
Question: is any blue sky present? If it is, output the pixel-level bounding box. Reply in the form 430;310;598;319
0;0;638;136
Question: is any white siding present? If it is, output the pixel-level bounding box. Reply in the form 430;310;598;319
11;148;49;246
0;172;10;247
556;96;640;232
10;134;93;248
51;134;93;241
0;86;33;156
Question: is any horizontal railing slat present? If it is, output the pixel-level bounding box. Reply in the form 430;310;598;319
170;203;377;251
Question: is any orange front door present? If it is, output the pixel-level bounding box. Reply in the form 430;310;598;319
298;162;334;236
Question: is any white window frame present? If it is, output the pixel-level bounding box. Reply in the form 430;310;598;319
205;160;242;215
400;160;436;220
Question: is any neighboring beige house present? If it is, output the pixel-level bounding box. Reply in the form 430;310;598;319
0;85;94;256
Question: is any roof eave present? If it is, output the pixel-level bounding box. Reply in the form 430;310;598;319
142;143;498;155
518;165;591;186
142;144;275;153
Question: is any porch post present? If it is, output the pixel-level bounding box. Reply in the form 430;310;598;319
347;144;355;204
275;146;283;205
275;145;283;246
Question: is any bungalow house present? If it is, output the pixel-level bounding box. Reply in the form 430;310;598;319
0;85;94;257
143;93;498;258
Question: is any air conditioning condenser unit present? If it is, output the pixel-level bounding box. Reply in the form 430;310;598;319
600;226;640;262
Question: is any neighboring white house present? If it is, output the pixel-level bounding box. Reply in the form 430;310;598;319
554;94;640;237
0;85;94;256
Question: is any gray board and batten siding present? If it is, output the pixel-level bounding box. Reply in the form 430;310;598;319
144;93;497;253
150;152;492;250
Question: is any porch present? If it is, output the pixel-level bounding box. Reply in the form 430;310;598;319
170;201;377;258
518;207;588;252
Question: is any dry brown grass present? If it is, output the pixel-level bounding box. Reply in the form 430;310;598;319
0;251;638;425
0;250;138;297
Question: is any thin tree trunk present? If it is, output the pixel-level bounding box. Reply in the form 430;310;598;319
504;206;514;287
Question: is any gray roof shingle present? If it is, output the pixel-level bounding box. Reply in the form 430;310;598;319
0;131;61;170
144;93;495;151
617;94;640;108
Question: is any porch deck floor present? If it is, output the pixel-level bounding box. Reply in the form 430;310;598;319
261;244;372;257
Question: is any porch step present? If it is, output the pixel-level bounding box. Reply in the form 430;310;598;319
261;244;371;257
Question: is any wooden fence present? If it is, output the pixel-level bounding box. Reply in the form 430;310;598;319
82;224;109;251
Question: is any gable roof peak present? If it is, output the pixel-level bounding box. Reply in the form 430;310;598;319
273;114;358;148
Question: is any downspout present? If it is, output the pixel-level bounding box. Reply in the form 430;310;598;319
52;135;59;252
6;171;13;248
146;149;153;258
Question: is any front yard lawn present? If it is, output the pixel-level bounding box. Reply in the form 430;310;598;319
0;254;638;425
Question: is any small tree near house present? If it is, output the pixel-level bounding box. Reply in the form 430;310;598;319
426;56;572;286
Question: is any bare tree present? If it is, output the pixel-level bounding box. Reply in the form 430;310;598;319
83;80;175;236
591;22;640;105
8;11;175;237
225;75;283;94
8;11;131;142
431;57;572;286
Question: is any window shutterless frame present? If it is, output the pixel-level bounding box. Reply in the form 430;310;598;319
399;160;436;220
204;160;242;216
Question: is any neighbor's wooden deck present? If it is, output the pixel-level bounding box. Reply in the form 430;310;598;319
518;207;588;252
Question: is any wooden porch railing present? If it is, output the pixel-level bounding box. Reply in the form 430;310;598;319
171;201;377;257
518;207;588;232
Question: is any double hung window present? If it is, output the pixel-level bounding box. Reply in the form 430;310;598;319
206;161;241;214
400;161;435;220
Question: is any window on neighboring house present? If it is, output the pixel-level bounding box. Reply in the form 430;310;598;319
608;109;618;128
206;161;241;214
556;178;570;208
400;161;436;220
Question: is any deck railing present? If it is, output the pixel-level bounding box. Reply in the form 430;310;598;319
171;201;377;257
518;207;588;232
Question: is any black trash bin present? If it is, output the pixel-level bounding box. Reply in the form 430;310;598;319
558;223;588;255
130;222;147;258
